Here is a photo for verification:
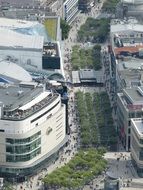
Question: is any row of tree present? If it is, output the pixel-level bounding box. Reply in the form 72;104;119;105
77;17;110;43
102;0;120;13
43;148;107;189
76;91;117;150
71;44;102;70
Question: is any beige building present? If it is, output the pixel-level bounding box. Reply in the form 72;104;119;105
0;82;67;180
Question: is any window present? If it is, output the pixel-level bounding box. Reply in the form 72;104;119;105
136;112;142;118
6;131;41;145
129;112;135;118
6;148;41;162
139;148;143;161
6;138;41;154
140;139;143;144
128;120;131;126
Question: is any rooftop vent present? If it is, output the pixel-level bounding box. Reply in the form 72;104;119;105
17;90;23;96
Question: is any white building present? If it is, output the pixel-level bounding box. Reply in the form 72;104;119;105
0;18;64;78
131;118;143;177
0;82;67;179
63;0;79;24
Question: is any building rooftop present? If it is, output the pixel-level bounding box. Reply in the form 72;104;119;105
79;69;103;83
44;17;58;41
114;45;143;55
0;83;59;120
0;60;32;82
0;17;39;28
123;87;143;105
0;28;44;50
43;42;59;57
0;84;43;111
0;18;50;42
72;71;80;84
111;22;143;33
0;0;39;6
131;118;143;137
122;0;143;4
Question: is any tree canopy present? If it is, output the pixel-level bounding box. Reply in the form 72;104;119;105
43;149;107;189
71;44;102;70
77;17;110;43
60;19;71;40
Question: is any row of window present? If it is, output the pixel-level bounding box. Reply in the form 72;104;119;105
129;111;142;119
6;131;41;145
6;148;41;162
6;138;41;154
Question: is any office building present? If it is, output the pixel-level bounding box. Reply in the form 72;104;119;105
63;0;79;24
0;82;68;180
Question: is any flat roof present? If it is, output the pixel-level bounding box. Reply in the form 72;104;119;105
19;91;50;111
132;118;143;136
79;69;97;80
0;84;43;111
0;17;39;29
117;57;143;71
79;69;103;83
111;23;143;33
122;0;143;4
123;88;143;104
119;69;142;88
114;45;143;55
72;71;80;84
0;0;39;6
0;28;44;49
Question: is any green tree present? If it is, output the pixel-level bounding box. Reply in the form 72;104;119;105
60;19;71;40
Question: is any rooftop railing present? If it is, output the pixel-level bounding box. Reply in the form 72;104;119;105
2;93;59;121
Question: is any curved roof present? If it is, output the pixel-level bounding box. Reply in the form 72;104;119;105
0;60;32;82
0;18;51;42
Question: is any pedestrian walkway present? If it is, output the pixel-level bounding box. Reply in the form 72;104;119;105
13;1;108;189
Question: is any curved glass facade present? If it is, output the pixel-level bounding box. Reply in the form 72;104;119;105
6;131;41;162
